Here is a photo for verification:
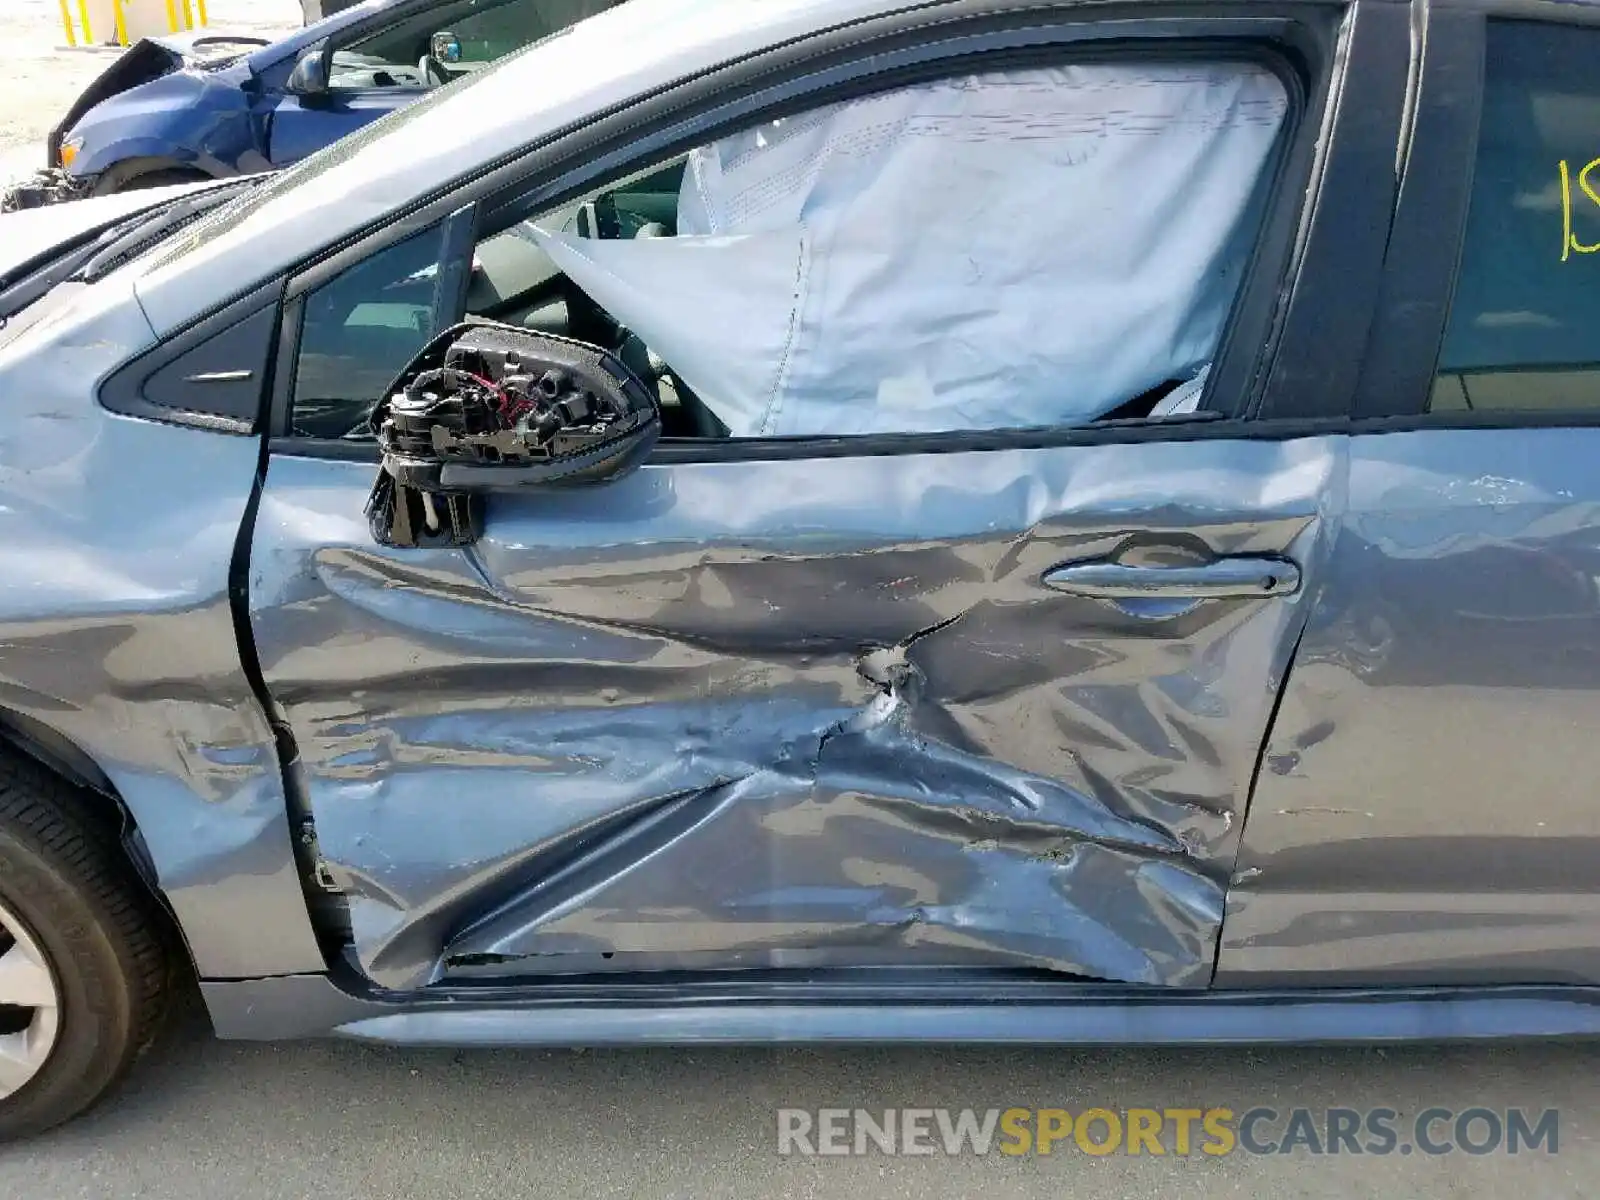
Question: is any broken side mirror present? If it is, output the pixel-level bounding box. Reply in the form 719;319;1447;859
366;321;661;549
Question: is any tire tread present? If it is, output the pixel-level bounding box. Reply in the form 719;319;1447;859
0;750;172;1133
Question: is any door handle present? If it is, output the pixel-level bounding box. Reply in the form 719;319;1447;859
1041;556;1301;600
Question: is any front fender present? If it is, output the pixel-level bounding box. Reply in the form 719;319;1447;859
68;68;270;182
0;278;325;980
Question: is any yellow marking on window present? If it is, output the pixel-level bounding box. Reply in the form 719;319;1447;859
1561;158;1600;259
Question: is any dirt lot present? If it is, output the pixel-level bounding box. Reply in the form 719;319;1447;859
0;0;301;182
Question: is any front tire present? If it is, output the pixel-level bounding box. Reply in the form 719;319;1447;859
114;168;210;194
0;754;171;1139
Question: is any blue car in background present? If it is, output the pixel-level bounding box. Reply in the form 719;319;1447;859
2;0;619;209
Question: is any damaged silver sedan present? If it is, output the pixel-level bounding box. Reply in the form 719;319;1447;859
0;0;1595;1139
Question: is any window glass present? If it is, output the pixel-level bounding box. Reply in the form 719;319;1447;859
291;228;447;438
1433;20;1600;414
289;59;1291;441
449;0;618;63
529;62;1287;437
336;0;620;88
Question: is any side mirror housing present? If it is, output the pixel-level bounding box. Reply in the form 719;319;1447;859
430;30;463;65
367;321;662;548
286;47;330;97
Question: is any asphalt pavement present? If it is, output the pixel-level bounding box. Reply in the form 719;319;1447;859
0;990;1587;1198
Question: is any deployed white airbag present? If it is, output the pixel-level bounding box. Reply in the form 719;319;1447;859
531;63;1287;436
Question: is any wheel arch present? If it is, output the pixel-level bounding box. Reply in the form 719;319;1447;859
91;156;219;196
0;708;173;927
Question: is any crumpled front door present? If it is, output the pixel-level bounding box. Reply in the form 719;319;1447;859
250;433;1337;991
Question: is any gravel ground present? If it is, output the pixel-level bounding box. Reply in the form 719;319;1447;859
2;3;1599;1197
0;0;301;183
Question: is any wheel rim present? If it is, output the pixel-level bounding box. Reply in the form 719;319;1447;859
0;900;60;1099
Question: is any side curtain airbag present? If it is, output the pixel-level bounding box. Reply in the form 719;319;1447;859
530;62;1288;436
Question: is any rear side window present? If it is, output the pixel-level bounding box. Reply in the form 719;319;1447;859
1433;20;1600;414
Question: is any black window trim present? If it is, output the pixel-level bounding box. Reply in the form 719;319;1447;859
268;2;1392;463
269;291;306;442
100;280;284;434
1256;0;1410;422
271;412;1361;466
1351;0;1486;420
1357;0;1600;429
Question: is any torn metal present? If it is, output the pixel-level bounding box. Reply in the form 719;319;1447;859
250;436;1337;992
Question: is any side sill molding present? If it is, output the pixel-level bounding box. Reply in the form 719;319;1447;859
202;975;1600;1044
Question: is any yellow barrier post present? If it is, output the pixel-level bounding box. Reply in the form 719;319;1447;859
113;0;128;45
58;0;78;47
195;0;207;24
180;0;194;29
76;0;94;44
164;0;178;33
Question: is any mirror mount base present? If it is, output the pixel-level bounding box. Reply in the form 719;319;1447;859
366;473;483;550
